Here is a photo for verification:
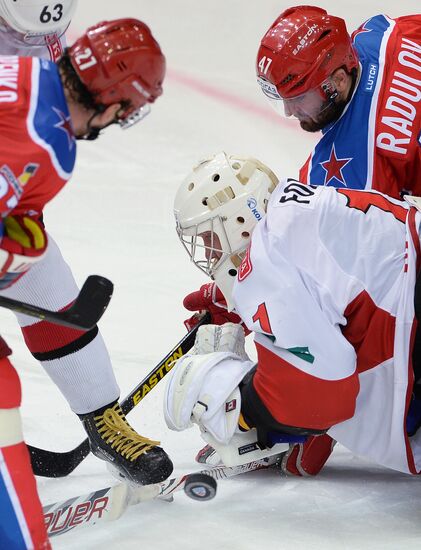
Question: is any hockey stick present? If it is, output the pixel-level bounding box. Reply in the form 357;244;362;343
44;453;281;538
0;275;113;330
29;312;211;477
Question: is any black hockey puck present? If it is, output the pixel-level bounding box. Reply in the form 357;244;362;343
183;473;217;501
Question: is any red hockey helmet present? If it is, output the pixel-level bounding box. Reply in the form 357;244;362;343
256;6;358;119
68;18;165;128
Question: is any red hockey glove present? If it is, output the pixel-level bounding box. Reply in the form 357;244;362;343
183;282;250;334
0;215;48;290
280;434;336;476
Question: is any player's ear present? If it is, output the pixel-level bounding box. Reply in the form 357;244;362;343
331;67;349;95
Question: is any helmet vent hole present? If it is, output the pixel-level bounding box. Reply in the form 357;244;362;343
212;174;220;182
232;162;241;170
242;231;250;238
188;182;194;191
117;61;128;72
202;197;208;206
281;74;294;86
317;30;331;42
290;77;307;92
237;217;245;224
228;269;237;277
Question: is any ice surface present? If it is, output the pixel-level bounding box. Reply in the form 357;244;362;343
1;1;420;548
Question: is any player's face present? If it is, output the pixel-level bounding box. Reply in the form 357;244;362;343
269;76;346;132
283;89;326;120
200;231;223;265
297;97;348;132
282;86;340;132
283;69;355;132
65;101;122;140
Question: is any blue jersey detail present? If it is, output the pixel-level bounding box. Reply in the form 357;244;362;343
309;15;392;189
0;469;28;549
268;431;308;445
32;61;76;177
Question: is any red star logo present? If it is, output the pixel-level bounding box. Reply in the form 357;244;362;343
53;107;75;150
320;144;352;186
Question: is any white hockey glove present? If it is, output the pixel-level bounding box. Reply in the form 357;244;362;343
164;324;290;466
164;323;253;442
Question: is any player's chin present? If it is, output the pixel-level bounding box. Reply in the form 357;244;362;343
299;118;323;133
300;100;348;133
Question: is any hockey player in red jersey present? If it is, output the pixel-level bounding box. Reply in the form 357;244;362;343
167;152;421;477
0;18;172;550
256;6;421;199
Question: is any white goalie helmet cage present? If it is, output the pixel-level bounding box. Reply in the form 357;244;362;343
0;0;77;45
174;152;279;310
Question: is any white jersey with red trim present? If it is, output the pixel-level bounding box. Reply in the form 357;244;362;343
233;179;421;474
0;30;65;61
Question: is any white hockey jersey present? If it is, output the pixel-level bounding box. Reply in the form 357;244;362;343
234;179;421;474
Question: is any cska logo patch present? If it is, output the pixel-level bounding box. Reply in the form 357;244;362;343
238;246;252;282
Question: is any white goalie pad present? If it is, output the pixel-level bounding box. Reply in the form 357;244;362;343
201;429;289;468
164;350;255;444
192;323;250;361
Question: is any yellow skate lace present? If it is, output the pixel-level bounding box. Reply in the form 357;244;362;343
94;404;160;462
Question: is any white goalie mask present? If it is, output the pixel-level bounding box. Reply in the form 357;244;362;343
174;152;279;310
0;0;77;46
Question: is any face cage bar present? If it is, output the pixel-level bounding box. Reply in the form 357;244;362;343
176;216;233;280
119;103;151;130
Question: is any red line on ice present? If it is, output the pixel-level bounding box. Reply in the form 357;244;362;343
167;68;298;130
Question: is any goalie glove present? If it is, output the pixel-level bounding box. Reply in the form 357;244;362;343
164;323;255;442
0;215;48;290
183;282;250;334
280;434;336;477
192;323;250;361
164;324;291;466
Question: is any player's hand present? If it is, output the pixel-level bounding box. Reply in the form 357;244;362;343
0;215;48;289
183;282;250;334
280;434;336;476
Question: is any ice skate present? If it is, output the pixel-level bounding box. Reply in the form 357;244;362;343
80;400;173;485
